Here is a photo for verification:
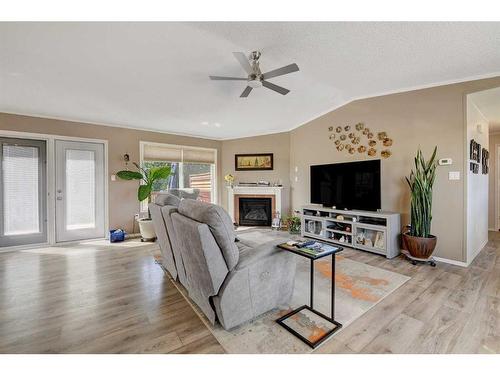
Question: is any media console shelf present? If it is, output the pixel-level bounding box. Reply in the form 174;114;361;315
300;205;401;259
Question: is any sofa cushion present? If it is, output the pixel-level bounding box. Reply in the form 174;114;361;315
154;193;181;207
178;199;239;270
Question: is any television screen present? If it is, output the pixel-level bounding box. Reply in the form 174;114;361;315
310;160;381;211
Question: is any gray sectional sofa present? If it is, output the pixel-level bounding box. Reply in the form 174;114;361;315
149;193;296;330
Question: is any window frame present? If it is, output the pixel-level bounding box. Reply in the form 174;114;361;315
139;141;218;212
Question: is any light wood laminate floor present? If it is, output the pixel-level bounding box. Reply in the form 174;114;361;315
0;239;224;353
1;233;499;354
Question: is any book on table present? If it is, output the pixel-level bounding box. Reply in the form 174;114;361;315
278;240;339;257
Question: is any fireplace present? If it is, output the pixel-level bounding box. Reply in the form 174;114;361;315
238;197;272;226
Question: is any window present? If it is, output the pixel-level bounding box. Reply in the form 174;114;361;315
140;142;217;210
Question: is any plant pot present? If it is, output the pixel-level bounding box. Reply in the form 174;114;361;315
402;232;437;259
138;218;156;241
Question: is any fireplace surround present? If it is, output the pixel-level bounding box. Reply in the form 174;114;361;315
227;186;284;226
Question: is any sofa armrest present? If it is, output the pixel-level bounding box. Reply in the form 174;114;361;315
235;238;287;270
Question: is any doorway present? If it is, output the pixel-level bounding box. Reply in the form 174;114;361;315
55;140;105;242
0;137;47;247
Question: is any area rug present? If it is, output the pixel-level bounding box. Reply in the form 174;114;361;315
154;236;410;353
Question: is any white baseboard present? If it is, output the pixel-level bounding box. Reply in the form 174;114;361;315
433;256;469;268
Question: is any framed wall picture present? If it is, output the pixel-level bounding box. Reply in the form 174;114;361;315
235;153;274;171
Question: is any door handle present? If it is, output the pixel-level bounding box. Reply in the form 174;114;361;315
56;196;63;201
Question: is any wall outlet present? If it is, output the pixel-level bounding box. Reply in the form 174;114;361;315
449;171;460;180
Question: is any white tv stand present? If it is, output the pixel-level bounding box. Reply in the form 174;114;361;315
300;205;401;259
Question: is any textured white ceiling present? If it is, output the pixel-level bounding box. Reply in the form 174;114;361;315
469;87;500;133
1;22;500;139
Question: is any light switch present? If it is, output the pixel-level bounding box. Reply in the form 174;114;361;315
449;171;460;180
111;174;116;181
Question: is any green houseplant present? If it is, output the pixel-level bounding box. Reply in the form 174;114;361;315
284;214;301;235
402;146;438;259
117;162;171;240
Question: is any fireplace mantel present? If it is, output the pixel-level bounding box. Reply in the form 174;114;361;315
227;186;284;223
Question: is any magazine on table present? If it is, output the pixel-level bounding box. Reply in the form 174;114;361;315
278;239;339;257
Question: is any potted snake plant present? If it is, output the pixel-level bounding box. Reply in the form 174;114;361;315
117;162;171;241
402;146;438;260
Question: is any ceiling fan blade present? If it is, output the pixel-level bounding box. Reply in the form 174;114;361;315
262;63;299;80
262;80;290;95
233;52;253;75
240;86;253;98
209;76;247;81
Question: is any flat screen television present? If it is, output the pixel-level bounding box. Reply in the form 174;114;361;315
310;160;381;211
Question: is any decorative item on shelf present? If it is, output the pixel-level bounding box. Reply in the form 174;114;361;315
367;148;377;156
364;238;373;247
336;215;344;221
235;153;273;171
481;148;489;174
285;214;301;235
224;173;235;187
336;126;342;133
355;122;365;131
381;150;392;159
116;161;171;242
355;231;365;244
374;232;385;249
402;146;438;265
339;236;346;243
344;125;351;131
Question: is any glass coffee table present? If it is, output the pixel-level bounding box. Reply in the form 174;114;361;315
276;241;343;348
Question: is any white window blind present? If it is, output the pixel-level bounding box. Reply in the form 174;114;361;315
183;148;216;164
2;145;40;235
143;144;182;162
66;149;96;230
142;143;216;164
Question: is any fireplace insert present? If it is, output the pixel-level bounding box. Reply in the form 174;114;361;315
238;197;272;226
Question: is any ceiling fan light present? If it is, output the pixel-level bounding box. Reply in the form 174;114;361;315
248;80;263;88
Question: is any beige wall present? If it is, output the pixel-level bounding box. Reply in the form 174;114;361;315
489;133;500;230
220;132;291;215
0;113;221;234
3;77;500;262
290;77;500;263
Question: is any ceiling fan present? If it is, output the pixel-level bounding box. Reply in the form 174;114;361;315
209;51;299;97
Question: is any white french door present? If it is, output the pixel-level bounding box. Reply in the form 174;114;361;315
0;138;47;247
55;140;105;242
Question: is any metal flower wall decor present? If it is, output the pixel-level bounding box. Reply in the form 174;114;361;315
327;122;393;158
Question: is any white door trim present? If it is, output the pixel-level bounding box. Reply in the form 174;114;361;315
496;144;500;231
0;130;109;251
